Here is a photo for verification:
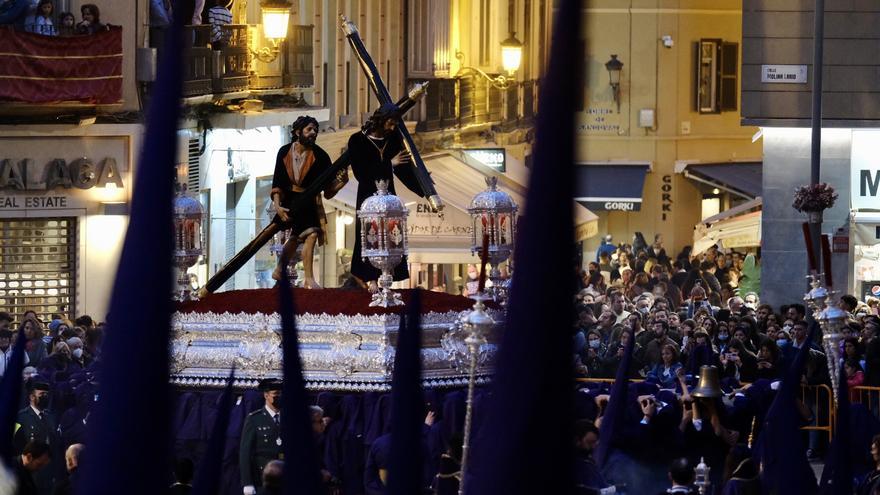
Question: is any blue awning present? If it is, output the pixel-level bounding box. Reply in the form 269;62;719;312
574;163;650;211
685;162;762;199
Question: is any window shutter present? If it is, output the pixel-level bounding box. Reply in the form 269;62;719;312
719;42;738;111
187;137;201;192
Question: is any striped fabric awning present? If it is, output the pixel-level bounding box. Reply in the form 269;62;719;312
0;27;123;104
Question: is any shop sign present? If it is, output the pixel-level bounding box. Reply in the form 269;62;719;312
851;131;880;210
0;157;124;191
761;65;808;84
463;149;505;172
661;174;673;221
408;202;473;237
579;200;642;212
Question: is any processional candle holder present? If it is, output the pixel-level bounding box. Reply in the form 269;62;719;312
173;185;205;301
457;292;494;495
694;457;711;495
467;177;518;304
804;274;846;405
357;180;409;307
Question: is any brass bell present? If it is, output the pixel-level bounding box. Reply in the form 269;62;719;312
691;365;722;398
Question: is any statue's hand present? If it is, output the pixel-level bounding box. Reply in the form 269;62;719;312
275;204;290;222
391;150;411;167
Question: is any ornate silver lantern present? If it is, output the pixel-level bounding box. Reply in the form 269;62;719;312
357;180;409;307
467;177;518;303
173;185;205;301
457;293;494;495
804;274;846;405
694;457;711;494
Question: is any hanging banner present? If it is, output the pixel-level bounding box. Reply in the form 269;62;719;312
0;27;123;104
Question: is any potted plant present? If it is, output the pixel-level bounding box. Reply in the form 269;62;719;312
792;182;838;223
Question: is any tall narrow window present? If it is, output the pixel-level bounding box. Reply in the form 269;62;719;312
695;38;739;114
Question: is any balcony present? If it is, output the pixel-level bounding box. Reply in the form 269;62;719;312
180;24;314;101
411;75;539;133
0;27;123;112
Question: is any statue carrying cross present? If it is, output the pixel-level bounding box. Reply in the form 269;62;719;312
197;16;442;296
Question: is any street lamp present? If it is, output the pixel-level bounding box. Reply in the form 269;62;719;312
605;54;624;112
500;33;523;76
455;32;523;90
252;1;291;63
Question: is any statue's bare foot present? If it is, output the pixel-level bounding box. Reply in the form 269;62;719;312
368;281;379;293
303;278;323;289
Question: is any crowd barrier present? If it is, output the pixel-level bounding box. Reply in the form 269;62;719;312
575;378;835;441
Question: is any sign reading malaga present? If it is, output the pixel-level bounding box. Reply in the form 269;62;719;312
0;157;124;191
851;131;880;211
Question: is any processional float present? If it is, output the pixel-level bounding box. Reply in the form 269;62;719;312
170;16;511;393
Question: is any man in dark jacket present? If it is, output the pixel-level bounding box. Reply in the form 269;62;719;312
14;380;56;495
240;379;283;495
14;440;51;495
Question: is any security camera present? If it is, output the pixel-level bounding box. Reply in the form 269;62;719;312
661;35;674;48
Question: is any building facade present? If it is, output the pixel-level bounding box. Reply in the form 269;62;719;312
576;0;762;263
742;0;880;307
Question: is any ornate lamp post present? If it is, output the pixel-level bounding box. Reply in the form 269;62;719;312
173;184;205;301
357;180;409;307
467;177;518;304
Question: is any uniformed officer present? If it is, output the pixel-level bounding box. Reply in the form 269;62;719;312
14;380;56;495
240;378;283;495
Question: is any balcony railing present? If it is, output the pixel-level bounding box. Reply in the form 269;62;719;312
410;76;539;133
180;24;314;99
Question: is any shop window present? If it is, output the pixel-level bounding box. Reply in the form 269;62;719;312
0;218;76;322
695;39;738;114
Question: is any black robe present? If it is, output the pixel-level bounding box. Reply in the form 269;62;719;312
270;142;334;242
347;131;424;282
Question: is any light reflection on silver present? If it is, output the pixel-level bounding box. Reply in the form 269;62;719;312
169;309;502;391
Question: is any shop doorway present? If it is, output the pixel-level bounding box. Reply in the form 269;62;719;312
0;218;77;323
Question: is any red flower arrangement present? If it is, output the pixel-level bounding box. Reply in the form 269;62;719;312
792;183;838;212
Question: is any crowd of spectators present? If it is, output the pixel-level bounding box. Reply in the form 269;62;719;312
0;311;102;495
570;233;880;494
0;1;109;36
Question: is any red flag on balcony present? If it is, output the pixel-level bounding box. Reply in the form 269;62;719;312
0;27;123;104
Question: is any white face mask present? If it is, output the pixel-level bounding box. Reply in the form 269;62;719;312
72;348;83;359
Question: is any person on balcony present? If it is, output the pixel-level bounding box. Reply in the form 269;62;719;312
57;11;74;36
75;3;105;34
206;0;232;50
0;0;29;27
24;0;56;35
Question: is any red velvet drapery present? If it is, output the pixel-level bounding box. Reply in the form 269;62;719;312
0;26;122;104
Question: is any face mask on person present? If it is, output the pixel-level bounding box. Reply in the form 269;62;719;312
718;333;729;341
638;307;649;315
776;339;789;348
72;348;82;360
589;339;601;349
36;395;49;410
